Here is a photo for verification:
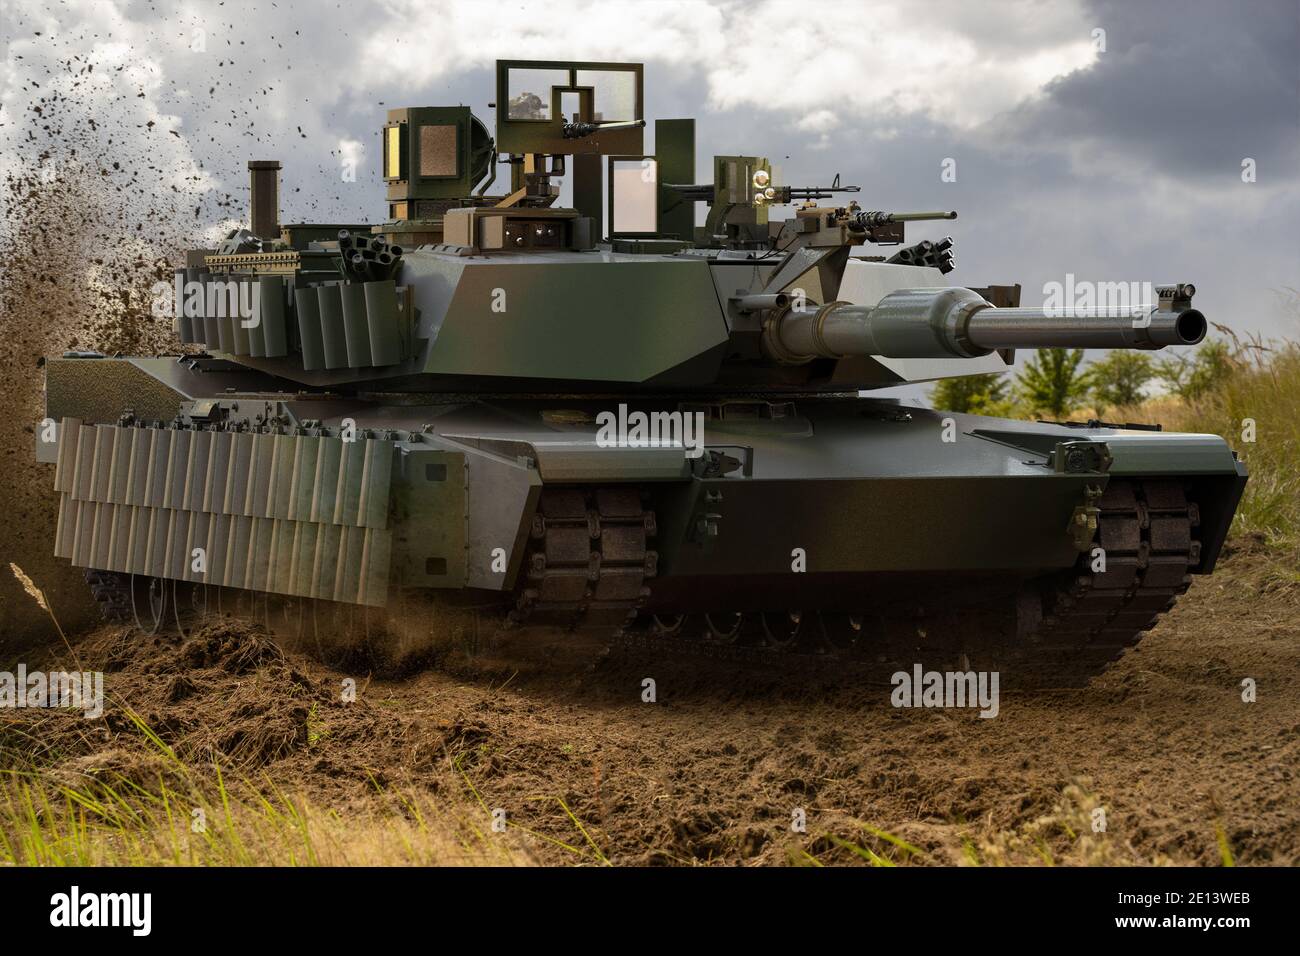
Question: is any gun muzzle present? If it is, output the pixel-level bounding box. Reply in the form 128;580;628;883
762;287;1206;363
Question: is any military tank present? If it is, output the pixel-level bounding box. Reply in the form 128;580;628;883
38;59;1247;685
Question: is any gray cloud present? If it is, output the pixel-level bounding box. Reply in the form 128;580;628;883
988;0;1300;182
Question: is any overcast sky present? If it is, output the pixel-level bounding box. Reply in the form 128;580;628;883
3;0;1298;349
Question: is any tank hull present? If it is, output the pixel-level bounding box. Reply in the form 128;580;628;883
38;354;1246;682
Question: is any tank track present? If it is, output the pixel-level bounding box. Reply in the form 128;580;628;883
508;486;659;629
1010;478;1199;683
79;480;1197;687
83;569;134;623
607;479;1200;687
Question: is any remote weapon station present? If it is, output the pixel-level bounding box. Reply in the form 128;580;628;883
40;60;1246;684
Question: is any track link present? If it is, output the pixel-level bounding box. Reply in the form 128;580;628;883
609;479;1200;687
510;487;658;630
83;569;133;623
1011;478;1199;682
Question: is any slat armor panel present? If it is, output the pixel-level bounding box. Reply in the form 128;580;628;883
52;418;394;606
175;269;404;371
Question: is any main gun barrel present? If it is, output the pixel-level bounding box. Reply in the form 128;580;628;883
960;305;1206;350
761;286;1206;363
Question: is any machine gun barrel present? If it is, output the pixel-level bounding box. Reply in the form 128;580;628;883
781;183;862;201
848;210;958;230
561;118;647;139
761;286;1207;363
666;181;861;204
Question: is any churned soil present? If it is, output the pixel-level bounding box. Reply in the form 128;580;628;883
9;538;1297;866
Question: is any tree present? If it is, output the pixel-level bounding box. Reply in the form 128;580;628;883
930;372;1013;415
1155;339;1236;401
1089;351;1155;414
1015;347;1090;418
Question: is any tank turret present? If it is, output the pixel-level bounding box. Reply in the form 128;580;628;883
162;56;1210;399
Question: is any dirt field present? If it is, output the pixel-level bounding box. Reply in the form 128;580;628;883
7;536;1296;866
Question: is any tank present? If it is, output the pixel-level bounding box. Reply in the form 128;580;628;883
36;59;1247;686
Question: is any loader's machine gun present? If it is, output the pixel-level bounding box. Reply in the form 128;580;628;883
662;159;865;249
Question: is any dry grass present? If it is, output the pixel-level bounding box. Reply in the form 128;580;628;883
0;577;533;867
970;780;1180;867
0;713;531;867
1158;344;1299;547
1109;339;1300;548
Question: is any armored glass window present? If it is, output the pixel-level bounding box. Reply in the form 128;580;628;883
560;91;581;122
506;68;568;120
575;70;636;121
